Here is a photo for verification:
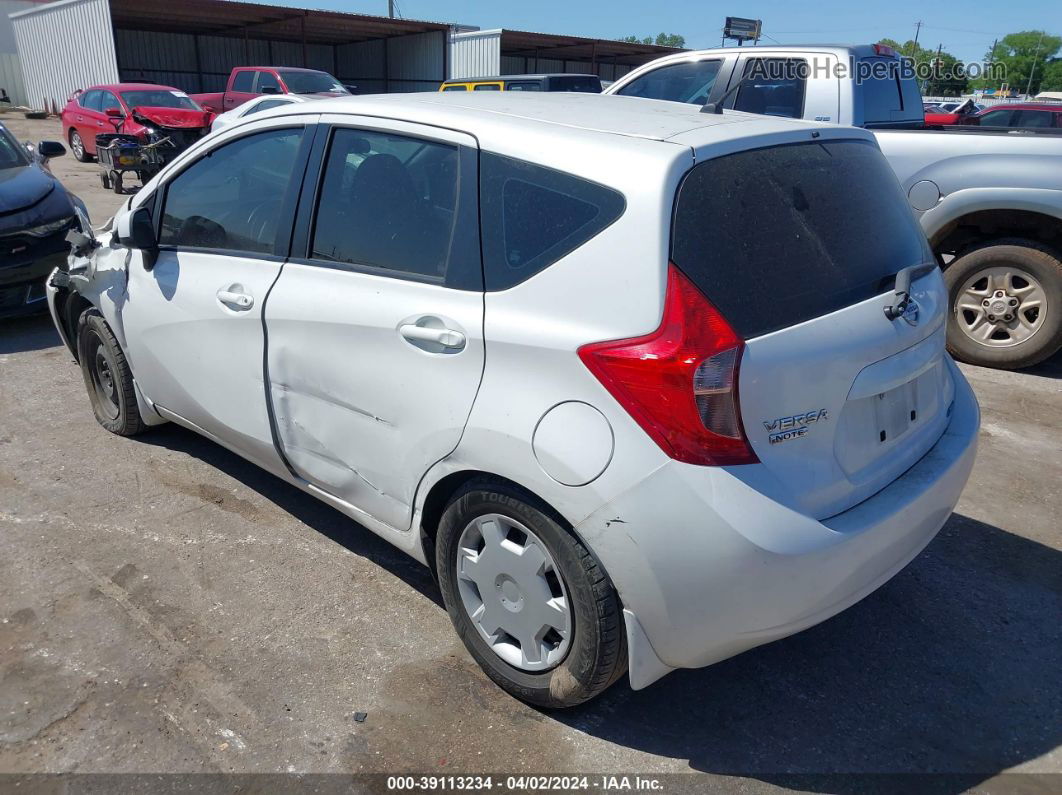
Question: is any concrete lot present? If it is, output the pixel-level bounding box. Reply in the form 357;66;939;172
1;116;1060;787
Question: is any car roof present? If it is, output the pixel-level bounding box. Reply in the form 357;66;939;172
85;83;181;92
287;91;843;144
978;103;1060;111
236;66;327;73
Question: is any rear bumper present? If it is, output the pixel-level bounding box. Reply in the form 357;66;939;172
576;357;979;688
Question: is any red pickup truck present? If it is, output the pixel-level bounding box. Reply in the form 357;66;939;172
190;66;350;114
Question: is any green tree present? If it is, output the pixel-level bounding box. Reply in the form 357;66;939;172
879;38;968;95
620;33;685;48
972;31;1062;94
1041;59;1062;92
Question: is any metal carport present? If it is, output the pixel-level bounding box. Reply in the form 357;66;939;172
12;0;449;111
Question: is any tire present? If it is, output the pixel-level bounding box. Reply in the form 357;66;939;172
943;239;1062;370
68;129;92;162
435;478;627;708
76;309;147;436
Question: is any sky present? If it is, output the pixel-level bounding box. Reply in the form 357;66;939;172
276;0;1061;64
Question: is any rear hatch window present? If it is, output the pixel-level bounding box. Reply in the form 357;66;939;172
672;138;931;339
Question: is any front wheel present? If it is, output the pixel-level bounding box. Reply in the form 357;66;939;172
76;309;147;436
944;239;1062;370
435;479;627;708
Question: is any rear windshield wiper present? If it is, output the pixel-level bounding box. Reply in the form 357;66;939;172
884;263;937;320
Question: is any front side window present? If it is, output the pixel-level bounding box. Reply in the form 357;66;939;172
734;58;807;118
256;71;280;93
160;128;303;254
616;59;722;105
977;109;1013;126
1012;110;1053;127
231;71;254;92
480;153;625;290
0;125;29;170
99;91;123;114
311;128;460;281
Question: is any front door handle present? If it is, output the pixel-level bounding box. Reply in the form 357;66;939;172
399;323;465;350
217;289;253;310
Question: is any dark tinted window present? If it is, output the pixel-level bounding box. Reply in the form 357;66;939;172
256;71;280;93
734;58;806;118
247;98;292;115
1012;110;1053;127
480;153;625;290
474;83;501;91
231;71;254;92
79;90;102;111
505;81;542;91
978;109;1014;126
160;128;303;253
671;140;931;338
859;61;903;122
441;84;467;91
311;128;459;281
617;59;722;105
547;75;602;93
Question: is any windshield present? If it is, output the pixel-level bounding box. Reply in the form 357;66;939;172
120;90;200;110
278;71;348;95
0;125;29;170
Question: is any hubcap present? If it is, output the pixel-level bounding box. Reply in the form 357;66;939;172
87;332;119;420
955;265;1047;348
455;514;572;672
71;132;83;158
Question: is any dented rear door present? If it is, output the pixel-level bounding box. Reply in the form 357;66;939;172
264;118;483;531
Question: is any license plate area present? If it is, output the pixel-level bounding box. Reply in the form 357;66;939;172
835;359;951;480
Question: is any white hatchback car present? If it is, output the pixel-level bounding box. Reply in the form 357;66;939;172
49;93;979;707
209;93;313;133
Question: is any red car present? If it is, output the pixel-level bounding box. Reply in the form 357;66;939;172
190;66;349;115
60;83;214;162
960;102;1062;129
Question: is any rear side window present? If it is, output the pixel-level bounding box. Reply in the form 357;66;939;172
505;81;542;91
231;71;254;92
79;90;101;111
734;58;806;118
616;60;722;105
480;153;625;290
1013;110;1053;128
671;139;931;339
473;83;501;91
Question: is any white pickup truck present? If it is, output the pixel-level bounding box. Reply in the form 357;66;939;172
606;44;1062;369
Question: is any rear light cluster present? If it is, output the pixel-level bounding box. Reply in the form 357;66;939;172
578;263;757;466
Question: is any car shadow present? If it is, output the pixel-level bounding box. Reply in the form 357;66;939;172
554;512;1061;788
134;423;443;608
129;423;1060;786
0;312;61;354
1025;351;1062;379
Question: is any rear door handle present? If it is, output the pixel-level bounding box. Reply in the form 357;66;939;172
399;323;465;349
217;289;253;310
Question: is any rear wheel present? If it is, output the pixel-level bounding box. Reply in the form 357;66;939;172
435;479;627;708
944;239;1062;369
68;129;92;162
76;309;146;436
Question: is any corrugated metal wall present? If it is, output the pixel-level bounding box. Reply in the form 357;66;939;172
12;0;119;111
336;31;444;93
112;27;443;95
498;53;632;81
453;31;633;81
0;52;26;105
449;29;500;79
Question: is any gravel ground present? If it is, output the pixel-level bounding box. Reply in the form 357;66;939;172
1;116;1060;791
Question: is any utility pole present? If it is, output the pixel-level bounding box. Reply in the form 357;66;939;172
913;20;922;48
1025;30;1045;97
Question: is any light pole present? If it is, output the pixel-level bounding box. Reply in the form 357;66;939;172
1025;30;1045;97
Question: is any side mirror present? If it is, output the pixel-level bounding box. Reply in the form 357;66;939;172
260;85;281;95
342;84;358;94
105;107;124;118
38;140;66;160
118;207;159;269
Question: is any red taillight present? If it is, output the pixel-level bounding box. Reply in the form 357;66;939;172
578;263;758;466
873;43;897;57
